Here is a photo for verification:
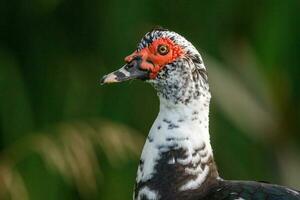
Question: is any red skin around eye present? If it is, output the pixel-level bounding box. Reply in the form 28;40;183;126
124;38;184;79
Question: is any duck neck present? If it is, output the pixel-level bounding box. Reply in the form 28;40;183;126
134;91;219;200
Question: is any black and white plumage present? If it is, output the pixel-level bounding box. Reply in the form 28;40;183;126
101;28;300;200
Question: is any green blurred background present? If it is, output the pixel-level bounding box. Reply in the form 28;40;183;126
1;0;300;199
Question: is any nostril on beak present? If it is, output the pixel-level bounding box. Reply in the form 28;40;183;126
125;57;140;70
125;62;134;70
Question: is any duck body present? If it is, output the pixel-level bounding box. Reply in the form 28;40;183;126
204;180;300;200
133;94;300;200
101;28;300;200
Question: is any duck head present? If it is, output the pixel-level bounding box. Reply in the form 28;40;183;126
101;28;209;104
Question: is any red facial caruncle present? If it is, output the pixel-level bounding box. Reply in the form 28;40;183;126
124;37;185;79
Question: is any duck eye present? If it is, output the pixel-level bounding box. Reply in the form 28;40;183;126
157;45;169;55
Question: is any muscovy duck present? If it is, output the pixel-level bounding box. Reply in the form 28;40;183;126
101;28;300;200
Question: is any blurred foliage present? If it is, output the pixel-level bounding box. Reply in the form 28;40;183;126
0;120;143;200
0;0;300;199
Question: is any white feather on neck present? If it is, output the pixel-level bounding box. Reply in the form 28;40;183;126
136;89;213;196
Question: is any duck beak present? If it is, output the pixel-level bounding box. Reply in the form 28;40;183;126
101;57;149;85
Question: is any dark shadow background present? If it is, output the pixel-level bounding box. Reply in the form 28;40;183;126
0;0;300;199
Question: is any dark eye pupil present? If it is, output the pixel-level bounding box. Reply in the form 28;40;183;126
158;45;169;55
